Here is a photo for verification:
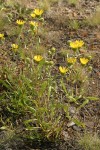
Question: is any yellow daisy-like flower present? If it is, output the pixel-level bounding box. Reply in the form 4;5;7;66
0;33;4;39
16;20;25;26
30;21;38;27
70;40;84;49
67;57;77;64
33;55;43;62
11;44;18;49
80;58;89;65
11;44;18;52
34;9;43;16
59;66;68;74
30;13;36;18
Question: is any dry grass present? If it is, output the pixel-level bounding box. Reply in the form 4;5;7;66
85;6;100;26
79;133;100;150
67;0;80;6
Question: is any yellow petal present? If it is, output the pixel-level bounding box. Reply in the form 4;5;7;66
67;57;76;64
34;9;43;16
33;55;43;62
80;58;89;65
59;66;68;74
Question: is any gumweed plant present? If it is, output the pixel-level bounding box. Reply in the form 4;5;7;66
16;19;26;45
80;57;89;65
16;20;25;26
0;33;5;39
34;8;44;17
11;44;18;49
30;13;36;18
30;8;44;22
0;4;99;143
33;55;43;62
66;57;77;65
59;66;68;74
69;40;84;52
0;33;5;44
30;21;38;34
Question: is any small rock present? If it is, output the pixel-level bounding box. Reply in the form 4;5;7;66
69;106;76;114
67;121;75;127
72;125;82;131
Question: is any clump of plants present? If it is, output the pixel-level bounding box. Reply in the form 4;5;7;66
0;1;98;143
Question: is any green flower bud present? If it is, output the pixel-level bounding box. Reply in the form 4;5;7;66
51;47;56;53
48;51;52;55
88;66;92;71
45;61;54;65
88;55;92;60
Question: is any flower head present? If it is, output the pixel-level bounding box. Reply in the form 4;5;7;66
59;66;68;74
33;55;43;62
30;13;36;18
34;9;43;16
0;33;4;39
30;21;38;27
70;40;84;49
80;58;89;65
67;57;76;64
11;44;18;52
16;20;25;26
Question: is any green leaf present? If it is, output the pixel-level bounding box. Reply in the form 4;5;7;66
61;79;67;94
0;126;7;130
39;81;47;97
25;127;41;131
77;99;89;110
73;118;85;128
63;104;71;119
24;119;37;126
0;79;12;90
87;97;99;101
27;106;36;113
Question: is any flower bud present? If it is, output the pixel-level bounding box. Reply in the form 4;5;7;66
45;61;54;65
88;66;92;71
51;47;56;53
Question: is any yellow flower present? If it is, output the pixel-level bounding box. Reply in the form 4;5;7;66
30;21;38;27
70;40;84;49
30;13;36;18
67;57;76;64
11;44;18;52
0;33;4;39
16;20;25;26
80;58;89;65
59;66;68;74
11;44;18;49
33;55;43;62
34;9;43;16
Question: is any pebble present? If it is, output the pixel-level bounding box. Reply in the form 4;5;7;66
72;125;82;131
67;121;75;127
69;106;76;114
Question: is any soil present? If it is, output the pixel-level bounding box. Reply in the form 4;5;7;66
0;0;100;149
